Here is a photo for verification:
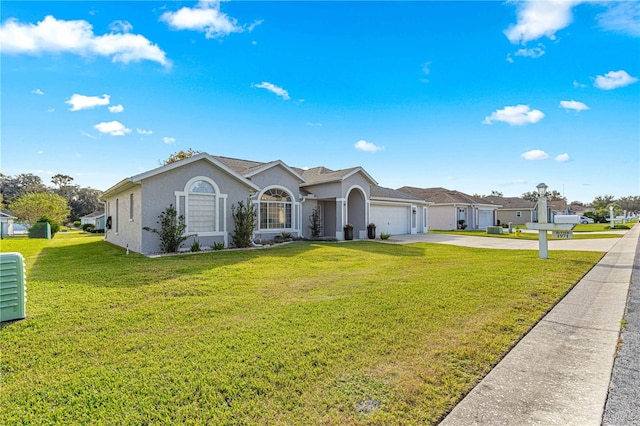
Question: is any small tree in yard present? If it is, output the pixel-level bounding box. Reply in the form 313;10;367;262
143;205;191;253
232;199;256;248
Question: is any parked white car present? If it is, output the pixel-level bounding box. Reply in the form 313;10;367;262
580;216;594;224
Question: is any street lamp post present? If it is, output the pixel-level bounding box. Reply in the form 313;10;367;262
537;183;549;259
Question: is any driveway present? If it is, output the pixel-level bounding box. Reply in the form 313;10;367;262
387;232;622;252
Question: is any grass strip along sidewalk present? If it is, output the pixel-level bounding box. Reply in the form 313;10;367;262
1;232;603;425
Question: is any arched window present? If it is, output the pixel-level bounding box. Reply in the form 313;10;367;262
188;180;216;232
260;188;292;229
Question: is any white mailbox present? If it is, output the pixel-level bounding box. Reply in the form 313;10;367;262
554;215;580;224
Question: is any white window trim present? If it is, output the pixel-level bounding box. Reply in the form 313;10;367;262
175;176;228;238
257;185;297;231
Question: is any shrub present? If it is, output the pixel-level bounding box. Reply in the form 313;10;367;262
190;240;201;252
28;216;60;238
143;205;191;253
605;224;630;230
73;221;81;228
212;242;225;250
82;223;95;232
308;207;322;238
231;199;256;248
380;232;391;240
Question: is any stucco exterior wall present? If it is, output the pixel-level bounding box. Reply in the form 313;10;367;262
139;159;254;253
103;185;143;253
302;181;341;200
496;209;534;226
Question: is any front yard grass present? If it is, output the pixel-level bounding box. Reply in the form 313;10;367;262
1;233;603;424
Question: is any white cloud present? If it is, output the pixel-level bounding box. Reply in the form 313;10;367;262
109;20;133;33
94;121;131;136
505;0;581;44
161;1;243;39
594;70;638;90
66;93;110;111
37;150;44;155
0;15;170;67
514;44;545;58
555;153;571;162
306;122;322;127
560;100;589;112
136;128;152;135
596;2;640;37
506;54;514;63
521;150;549;160
80;130;96;139
253;82;290;100
108;104;124;113
483;105;545;126
163;136;176;144
31;88;44;95
573;80;587;89
422;61;431;75
47;108;55;113
247;19;263;32
354;140;383;153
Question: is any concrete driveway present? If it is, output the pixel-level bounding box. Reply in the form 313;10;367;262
387;231;623;252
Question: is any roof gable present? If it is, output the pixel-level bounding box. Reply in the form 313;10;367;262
297;166;377;187
213;156;305;183
101;153;260;199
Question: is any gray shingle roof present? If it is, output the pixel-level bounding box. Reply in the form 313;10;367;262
371;185;424;201
212;156;267;175
294;166;363;186
482;196;535;209
397;186;488;204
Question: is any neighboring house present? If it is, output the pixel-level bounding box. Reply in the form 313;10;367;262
100;153;429;254
482;196;537;225
80;211;106;229
397;187;499;230
549;200;570;218
0;211;17;237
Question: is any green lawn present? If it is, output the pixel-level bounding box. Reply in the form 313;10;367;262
1;233;603;425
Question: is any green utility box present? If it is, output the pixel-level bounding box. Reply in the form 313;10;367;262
1;252;27;322
486;226;503;235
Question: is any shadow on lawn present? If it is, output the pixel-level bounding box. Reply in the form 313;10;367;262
29;239;429;289
29;239;328;289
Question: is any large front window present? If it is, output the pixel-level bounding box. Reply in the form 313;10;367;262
188;180;216;232
260;188;292;229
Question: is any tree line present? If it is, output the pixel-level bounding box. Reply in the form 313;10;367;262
0;173;103;226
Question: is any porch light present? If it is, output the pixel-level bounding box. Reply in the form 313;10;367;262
536;183;548;197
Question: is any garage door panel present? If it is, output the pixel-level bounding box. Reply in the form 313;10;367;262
478;210;493;229
370;205;409;235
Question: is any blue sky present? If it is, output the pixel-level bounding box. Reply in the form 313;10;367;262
1;0;638;203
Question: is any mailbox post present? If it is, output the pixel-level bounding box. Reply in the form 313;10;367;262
525;183;576;259
536;183;548;259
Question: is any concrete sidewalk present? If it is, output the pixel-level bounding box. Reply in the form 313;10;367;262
438;224;639;425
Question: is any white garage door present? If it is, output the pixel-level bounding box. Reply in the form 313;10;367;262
370;205;410;235
478;209;494;229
